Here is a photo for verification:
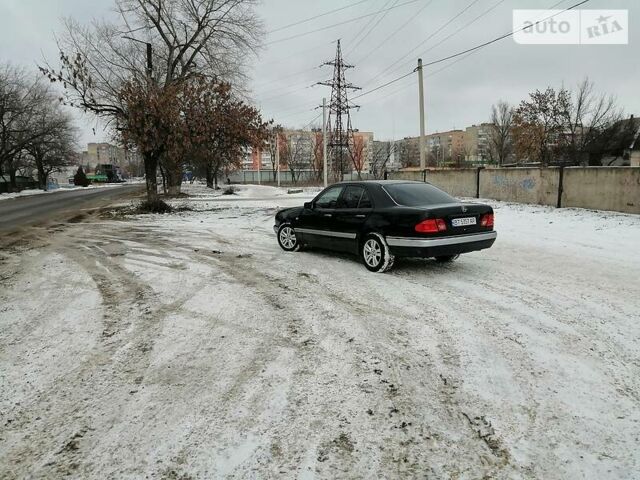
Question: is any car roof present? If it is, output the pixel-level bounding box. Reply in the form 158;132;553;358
336;180;426;185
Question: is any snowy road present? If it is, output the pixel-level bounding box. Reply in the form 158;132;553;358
0;184;144;231
1;184;639;479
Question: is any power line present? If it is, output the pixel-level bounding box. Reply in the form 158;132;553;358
263;0;582;128
376;0;565;84
421;0;589;69
352;0;592;102
267;0;373;34
357;75;416;108
256;75;316;97
352;71;414;101
349;0;570;112
264;0;420;46
418;0;506;61
355;0;434;65
255;43;333;71
370;0;483;85
253;66;318;90
258;83;316;104
260;0;559;104
346;0;397;57
300;112;323;130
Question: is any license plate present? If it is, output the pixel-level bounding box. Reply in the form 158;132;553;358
452;217;476;227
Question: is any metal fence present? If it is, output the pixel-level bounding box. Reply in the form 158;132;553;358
229;169;324;186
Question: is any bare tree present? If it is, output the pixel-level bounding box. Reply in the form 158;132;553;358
560;78;622;165
0;67;76;192
311;131;324;183
349;136;366;179
370;141;395;179
513;87;571;165
41;0;264;200
25;99;77;190
287;132;312;184
489;100;514;166
267;125;283;182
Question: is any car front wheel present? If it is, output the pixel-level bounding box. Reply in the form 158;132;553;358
277;223;301;252
361;233;394;273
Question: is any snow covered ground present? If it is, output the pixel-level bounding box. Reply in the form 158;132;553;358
1;184;639;479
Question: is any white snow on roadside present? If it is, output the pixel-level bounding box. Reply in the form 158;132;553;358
1;185;639;479
0;183;127;201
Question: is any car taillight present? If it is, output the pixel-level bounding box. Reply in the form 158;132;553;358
481;213;494;228
415;218;447;233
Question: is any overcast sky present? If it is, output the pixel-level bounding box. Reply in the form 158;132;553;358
1;0;637;146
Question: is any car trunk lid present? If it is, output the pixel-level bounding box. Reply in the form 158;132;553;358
417;202;493;236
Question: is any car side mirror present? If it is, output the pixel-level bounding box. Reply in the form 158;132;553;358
304;201;313;209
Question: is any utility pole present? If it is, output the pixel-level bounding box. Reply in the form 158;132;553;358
123;36;153;79
276;133;281;188
322;97;328;187
146;43;153;79
417;58;426;171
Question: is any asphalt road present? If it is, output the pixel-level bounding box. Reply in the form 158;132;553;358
0;185;144;232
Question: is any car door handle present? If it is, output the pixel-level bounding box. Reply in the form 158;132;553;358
355;214;366;218
323;213;332;217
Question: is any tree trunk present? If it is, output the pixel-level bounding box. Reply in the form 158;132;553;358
165;167;182;196
8;162;17;193
205;163;214;189
36;156;47;191
143;152;159;202
158;163;167;195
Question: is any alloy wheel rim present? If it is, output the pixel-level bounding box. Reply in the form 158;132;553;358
363;239;382;267
280;227;296;249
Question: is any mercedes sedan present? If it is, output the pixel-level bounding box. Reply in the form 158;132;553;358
274;180;497;272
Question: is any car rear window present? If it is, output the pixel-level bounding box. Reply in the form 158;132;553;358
384;183;456;206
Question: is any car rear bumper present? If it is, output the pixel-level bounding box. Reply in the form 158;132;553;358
386;231;497;258
273;224;279;235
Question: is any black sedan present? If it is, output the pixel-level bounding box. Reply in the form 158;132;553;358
274;180;497;272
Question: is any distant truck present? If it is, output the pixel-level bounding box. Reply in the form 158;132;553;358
90;164;124;183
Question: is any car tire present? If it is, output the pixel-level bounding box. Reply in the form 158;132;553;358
435;254;460;263
361;233;395;273
277;223;301;252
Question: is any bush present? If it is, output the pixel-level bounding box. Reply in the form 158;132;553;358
222;186;236;195
73;166;90;187
137;199;173;214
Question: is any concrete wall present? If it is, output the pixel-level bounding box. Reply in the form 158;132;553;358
389;169;478;197
427;169;478;198
562;167;640;214
230;169;318;185
388;167;640;214
480;168;559;206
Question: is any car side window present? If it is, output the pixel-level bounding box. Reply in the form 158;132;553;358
315;186;343;209
337;186;364;209
358;189;372;209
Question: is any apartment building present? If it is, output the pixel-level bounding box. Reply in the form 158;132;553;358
243;130;374;174
464;123;493;163
395;123;497;168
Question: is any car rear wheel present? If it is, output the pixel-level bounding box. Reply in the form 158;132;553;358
361;233;395;273
277;224;301;252
435;254;460;263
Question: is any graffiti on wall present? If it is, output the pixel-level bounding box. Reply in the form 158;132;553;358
492;175;536;190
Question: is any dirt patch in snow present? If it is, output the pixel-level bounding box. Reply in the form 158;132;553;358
1;187;639;479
